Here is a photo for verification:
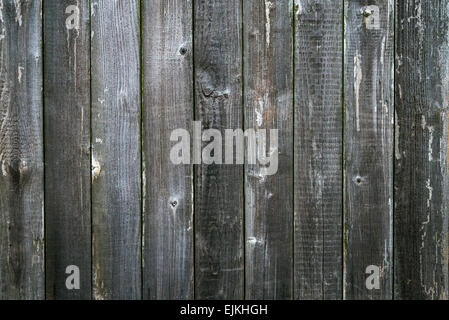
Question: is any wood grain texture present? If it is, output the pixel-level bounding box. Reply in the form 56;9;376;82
294;0;343;300
394;0;449;300
0;0;44;299
91;0;141;300
344;0;394;299
44;0;91;299
243;0;293;299
194;0;244;299
142;0;194;300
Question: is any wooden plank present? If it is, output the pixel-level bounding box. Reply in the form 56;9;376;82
91;0;141;300
243;0;293;299
44;0;91;299
294;0;343;300
194;0;244;299
394;0;449;300
344;0;394;299
0;0;44;299
142;0;194;299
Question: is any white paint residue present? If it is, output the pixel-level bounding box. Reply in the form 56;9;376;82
295;0;302;17
354;51;362;132
91;1;98;17
255;103;263;127
41;199;45;242
426;179;433;208
395;111;401;160
95;138;103;144
265;1;273;46
142;150;146;214
18;65;24;83
1;160;6;176
0;0;4;23
421;115;427;129
363;5;380;30
251;170;266;183
92;157;101;181
419;203;432;296
247;237;257;245
407;2;422;28
14;0;22;26
380;37;385;67
428;126;434;162
256;92;268;127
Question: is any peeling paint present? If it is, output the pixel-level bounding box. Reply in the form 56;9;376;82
249;170;266;183
256;92;268;127
0;0;3;23
92;157;101;181
247;237;259;245
426;179;433;208
354;51;362;132
18;65;24;83
447;114;449;173
92;233;106;300
362;5;380;30
14;0;22;26
265;1;273;47
1;160;6;176
395;111;401;160
294;0;302;17
421;115;426;129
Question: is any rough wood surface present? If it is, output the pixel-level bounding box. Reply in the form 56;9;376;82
44;0;91;300
243;0;293;299
2;0;449;301
91;0;141;300
394;0;449;300
0;0;44;299
294;0;343;300
194;0;244;299
344;0;394;299
142;0;194;300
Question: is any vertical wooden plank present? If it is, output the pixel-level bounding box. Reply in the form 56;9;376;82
91;0;141;300
0;0;44;299
142;0;193;299
344;0;394;299
294;0;343;300
243;0;293;299
395;0;449;300
44;0;91;299
194;0;244;299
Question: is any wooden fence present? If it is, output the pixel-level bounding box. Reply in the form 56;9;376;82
0;0;448;300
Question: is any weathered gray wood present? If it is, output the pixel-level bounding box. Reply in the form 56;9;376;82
194;0;244;299
0;0;44;299
344;0;394;299
142;0;193;299
294;0;343;300
44;0;91;300
394;0;449;300
91;0;141;300
243;0;293;299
